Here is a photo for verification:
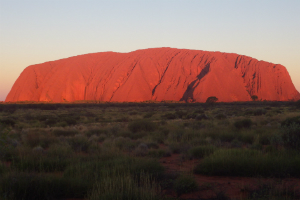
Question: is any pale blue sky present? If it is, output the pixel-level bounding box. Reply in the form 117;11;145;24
1;0;299;101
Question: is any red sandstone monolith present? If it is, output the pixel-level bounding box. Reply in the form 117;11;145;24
5;48;300;102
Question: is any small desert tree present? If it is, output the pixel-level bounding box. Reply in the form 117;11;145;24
206;96;218;104
251;95;258;101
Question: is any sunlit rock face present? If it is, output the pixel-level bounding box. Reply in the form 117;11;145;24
5;48;300;102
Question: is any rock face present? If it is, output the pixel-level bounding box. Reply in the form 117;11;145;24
5;48;300;102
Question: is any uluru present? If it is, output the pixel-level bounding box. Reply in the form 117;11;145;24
5;48;300;103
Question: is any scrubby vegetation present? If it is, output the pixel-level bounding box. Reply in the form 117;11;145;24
0;101;299;199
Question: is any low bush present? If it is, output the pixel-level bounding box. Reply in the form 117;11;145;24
238;131;255;144
58;114;79;126
128;119;156;133
0;117;16;127
253;108;267;116
113;137;137;152
0;173;89;200
148;149;171;158
0;145;17;162
282;123;300;151
11;153;70;172
175;110;187;118
52;128;79;137
281;116;300;127
215;113;227;120
86;128;108;137
186;112;197;119
144;112;154;118
230;139;243;148
47;143;74;159
0;162;6;175
118;130;147;140
63;156;164;182
194;149;300;177
193;108;205;114
195;114;209;120
162;112;177;120
234;119;253;129
167;128;184;143
68;134;90;152
218;131;236;142
188;145;216;159
188;121;204;130
168;142;191;155
296;100;300;108
174;174;198;196
21;130;57;148
131;158;165;178
89;171;161;200
148;131;167;144
244;108;267;116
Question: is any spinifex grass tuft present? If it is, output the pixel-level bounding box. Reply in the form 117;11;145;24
88;171;162;200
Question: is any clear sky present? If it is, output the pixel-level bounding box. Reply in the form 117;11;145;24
0;0;299;101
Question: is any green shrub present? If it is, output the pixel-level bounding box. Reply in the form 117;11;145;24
0;117;16;127
188;145;216;159
131;158;165;178
193;108;205;114
86;128;108;137
129;111;138;115
118;130;147;140
174;174;198;196
194;149;300;177
63;157;164;182
58;114;79;126
281;116;300;127
148;130;167;144
89;171;161;200
148;149;171;158
113;137;137;152
52;128;79;137
0;145;17;162
11;153;70;172
253;108;267;116
296;100;300;108
133;143;148;156
168;142;190;154
0;162;6;175
206;96;218;103
195;114;209;120
238;131;255;144
186;112;197;119
68;134;90;152
218;131;236;142
168;128;184;143
0;173;89;200
282;123;300;151
47;143;74;158
162;112;177;120
234;119;253;129
230;139;243;148
190;121;205;130
215;113;227;120
175;110;187;118
128;119;156;133
144;112;154;118
21;130;57;148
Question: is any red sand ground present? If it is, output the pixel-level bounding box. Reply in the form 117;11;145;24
6;48;300;103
